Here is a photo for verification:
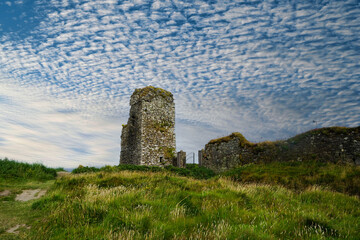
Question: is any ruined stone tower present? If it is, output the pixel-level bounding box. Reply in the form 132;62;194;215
120;86;176;166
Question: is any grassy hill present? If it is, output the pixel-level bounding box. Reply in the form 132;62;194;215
1;159;360;239
0;158;57;182
223;161;360;197
0;159;59;239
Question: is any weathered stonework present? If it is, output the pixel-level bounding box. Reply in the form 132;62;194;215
176;151;186;168
120;86;176;166
201;127;360;173
198;150;204;166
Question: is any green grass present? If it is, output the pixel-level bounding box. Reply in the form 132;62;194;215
0;159;58;239
1;160;360;239
0;158;57;182
27;171;359;239
53;168;66;172
0;197;49;240
223;161;360;196
0;158;58;201
72;164;216;180
0;180;55;240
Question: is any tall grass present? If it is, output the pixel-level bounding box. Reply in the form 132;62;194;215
0;158;57;181
73;161;360;196
72;164;216;180
29;170;360;239
223;161;360;196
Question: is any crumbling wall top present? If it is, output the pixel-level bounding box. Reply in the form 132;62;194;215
201;126;360;172
130;86;173;105
208;132;251;147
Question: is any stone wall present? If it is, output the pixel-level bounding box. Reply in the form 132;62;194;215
176;151;186;168
120;86;176;166
201;127;360;173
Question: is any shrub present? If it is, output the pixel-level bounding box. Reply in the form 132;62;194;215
185;164;216;179
164;164;216;179
0;158;57;181
72;165;100;174
117;164;163;172
54;167;66;172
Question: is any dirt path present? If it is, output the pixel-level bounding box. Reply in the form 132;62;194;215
6;224;30;234
15;189;46;202
1;179;58;237
0;190;11;197
2;173;70;236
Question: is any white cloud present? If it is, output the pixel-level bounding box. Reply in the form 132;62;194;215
0;0;359;167
0;81;122;168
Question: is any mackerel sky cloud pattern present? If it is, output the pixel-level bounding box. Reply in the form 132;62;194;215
0;0;359;167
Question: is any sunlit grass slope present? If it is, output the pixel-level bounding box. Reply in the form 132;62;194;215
223;161;360;196
29;170;360;240
72;163;216;180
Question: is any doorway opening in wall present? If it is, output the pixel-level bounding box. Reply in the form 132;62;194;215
186;152;196;164
160;156;164;164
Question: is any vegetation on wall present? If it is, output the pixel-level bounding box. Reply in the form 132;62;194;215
152;120;174;133
288;126;359;144
208;132;250;147
134;86;173;100
159;146;176;160
250;140;287;156
208;126;360;148
205;126;360;169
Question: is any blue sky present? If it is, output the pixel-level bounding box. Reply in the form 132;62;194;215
0;0;359;168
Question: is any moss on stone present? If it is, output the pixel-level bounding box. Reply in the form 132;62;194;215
134;86;173;100
204;126;360;172
159;147;176;160
289;126;359;144
208;132;251;147
208;127;353;150
208;136;232;144
317;126;357;135
152;120;174;133
122;86;175;166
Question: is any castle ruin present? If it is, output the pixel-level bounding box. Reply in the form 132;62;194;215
200;127;360;173
120;86;176;166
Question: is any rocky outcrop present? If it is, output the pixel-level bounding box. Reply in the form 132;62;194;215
120;86;176;166
201;127;360;173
